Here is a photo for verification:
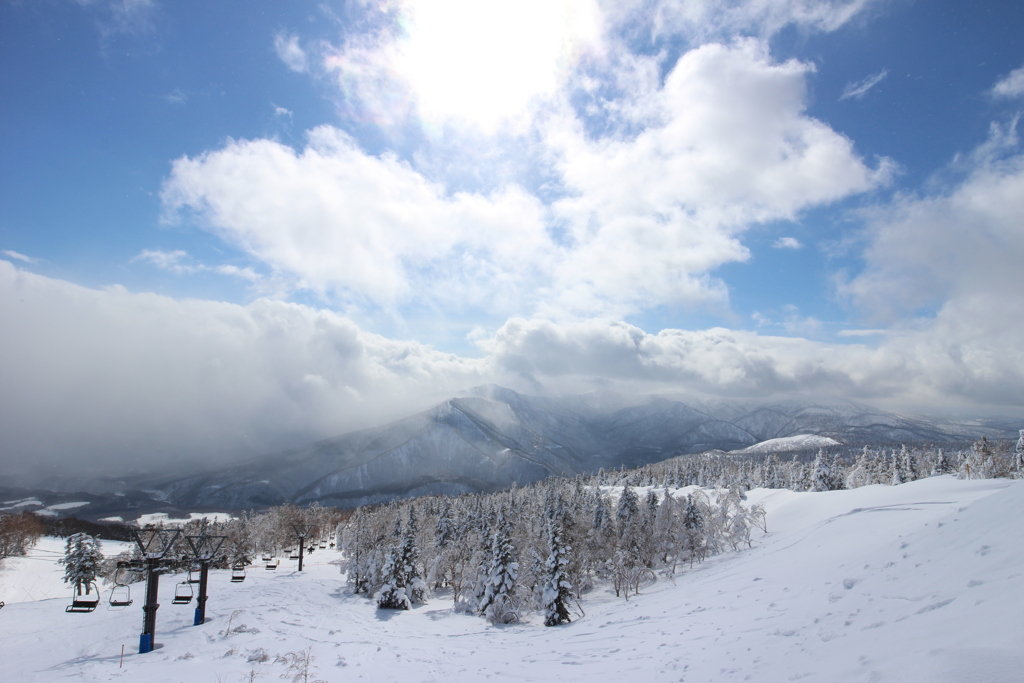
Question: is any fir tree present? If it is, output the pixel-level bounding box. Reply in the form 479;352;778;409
61;533;103;595
479;508;519;624
542;514;572;627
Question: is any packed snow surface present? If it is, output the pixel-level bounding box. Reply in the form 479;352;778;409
2;476;1022;682
732;433;843;454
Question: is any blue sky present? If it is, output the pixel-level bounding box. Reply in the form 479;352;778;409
2;0;1024;472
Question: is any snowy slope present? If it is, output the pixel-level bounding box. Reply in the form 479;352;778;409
731;433;843;454
1;477;1021;682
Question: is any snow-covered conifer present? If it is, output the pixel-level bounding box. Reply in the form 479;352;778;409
542;514;572;626
479;508;519;624
61;533;103;594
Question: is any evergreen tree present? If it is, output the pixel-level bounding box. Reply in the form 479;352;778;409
377;518;409;610
810;450;830;492
61;533;103;595
479;508;519;624
542;514;572;626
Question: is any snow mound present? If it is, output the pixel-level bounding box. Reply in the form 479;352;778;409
732;433;842;454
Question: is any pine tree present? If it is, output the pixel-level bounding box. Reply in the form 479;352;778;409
479;508;519;624
811;450;830;492
61;533;103;595
377;519;409;610
403;507;426;604
542;514;572;627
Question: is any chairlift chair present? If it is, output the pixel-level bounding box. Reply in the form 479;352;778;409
289;552;300;560
108;584;133;609
187;566;202;584
230;565;246;583
265;559;278;570
172;580;194;605
66;582;101;613
261;555;272;562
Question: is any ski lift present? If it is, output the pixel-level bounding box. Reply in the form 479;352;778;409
289;552;300;560
261;555;272;562
66;582;101;613
172;580;194;605
230;565;246;583
264;559;278;570
187;566;202;584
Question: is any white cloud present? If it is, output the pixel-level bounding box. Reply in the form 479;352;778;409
161;126;554;314
274;33;308;73
773;236;803;249
133;248;196;274
842;126;1024;325
0;260;488;475
2;250;40;264
546;40;890;316
992;65;1024;99
273;105;293;118
840;68;888;100
611;0;881;42
164;41;888;321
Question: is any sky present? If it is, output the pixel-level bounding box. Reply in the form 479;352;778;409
2;0;1024;478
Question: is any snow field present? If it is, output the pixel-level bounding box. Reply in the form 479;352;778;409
0;476;1021;682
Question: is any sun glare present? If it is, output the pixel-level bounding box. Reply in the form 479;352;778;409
394;0;602;132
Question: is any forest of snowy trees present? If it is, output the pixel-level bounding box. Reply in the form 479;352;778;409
6;432;1023;627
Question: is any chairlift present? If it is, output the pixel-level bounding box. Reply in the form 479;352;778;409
230;565;246;583
187;566;202;584
261;555;272;562
66;582;101;613
289;552;300;560
264;559;278;570
172;580;194;605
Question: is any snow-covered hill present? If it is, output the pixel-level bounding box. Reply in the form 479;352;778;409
2;476;1021;682
731;433;844;454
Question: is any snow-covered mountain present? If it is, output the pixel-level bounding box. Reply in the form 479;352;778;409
731;434;844;454
151;386;1019;509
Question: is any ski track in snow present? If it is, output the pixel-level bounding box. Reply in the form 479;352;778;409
1;476;1023;682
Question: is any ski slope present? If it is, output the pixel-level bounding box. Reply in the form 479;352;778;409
1;476;1022;682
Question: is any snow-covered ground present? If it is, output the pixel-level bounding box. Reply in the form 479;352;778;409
1;476;1022;682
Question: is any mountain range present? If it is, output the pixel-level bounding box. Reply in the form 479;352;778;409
150;385;1021;510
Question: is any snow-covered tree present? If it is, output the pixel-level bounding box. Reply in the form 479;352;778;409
61;533;103;594
479;508;519;624
542;511;572;627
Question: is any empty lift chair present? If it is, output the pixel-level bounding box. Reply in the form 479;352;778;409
230;565;246;583
108;566;136;609
66;582;101;613
172;580;194;605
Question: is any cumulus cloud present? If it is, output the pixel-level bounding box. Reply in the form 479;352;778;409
547;40;890;315
166;41;886;321
992;65;1024;99
842;123;1024;324
274;33;308;73
773;237;803;249
161;126;553;314
840;68;888;100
